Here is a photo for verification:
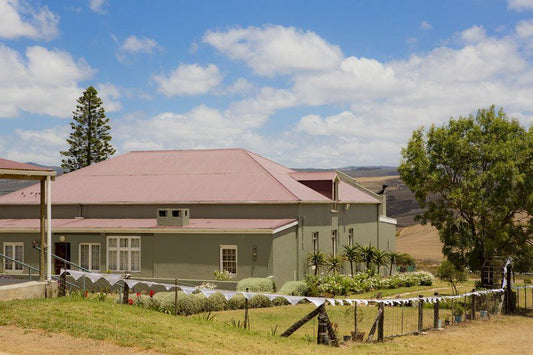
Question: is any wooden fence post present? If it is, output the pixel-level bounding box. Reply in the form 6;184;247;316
504;265;512;314
352;302;358;341
317;307;329;345
417;295;424;333
433;292;440;329
377;302;384;342
243;288;250;330
174;278;178;316
58;271;66;297
122;274;130;305
470;289;476;320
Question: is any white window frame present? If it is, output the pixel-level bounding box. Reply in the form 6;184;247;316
312;232;319;252
3;242;24;273
219;245;238;276
79;243;101;272
331;230;338;256
348;228;354;247
106;236;141;272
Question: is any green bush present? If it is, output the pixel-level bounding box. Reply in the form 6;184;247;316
279;281;308;296
249;295;272;308
272;296;289;306
228;294;246;310
236;278;275;292
205;292;228;311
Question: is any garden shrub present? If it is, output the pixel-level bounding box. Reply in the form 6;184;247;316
249;295;272;308
272;296;289;306
228;294;246;310
279;281;308;296
205;292;228;311
236;278;275;292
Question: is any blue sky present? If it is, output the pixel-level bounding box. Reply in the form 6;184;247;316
2;0;533;168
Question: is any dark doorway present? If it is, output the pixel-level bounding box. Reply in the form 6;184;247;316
54;242;71;275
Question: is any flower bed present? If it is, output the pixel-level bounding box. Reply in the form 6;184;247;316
305;271;434;296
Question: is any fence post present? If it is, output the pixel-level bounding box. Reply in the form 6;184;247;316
470;289;476;320
418;295;424;333
174;278;178;316
58;270;66;297
122;275;130;305
504;264;512;314
243;288;250;330
317;306;329;345
433;292;440;329
377;302;384;342
352;302;358;341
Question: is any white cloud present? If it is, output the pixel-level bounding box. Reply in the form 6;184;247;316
1;126;68;166
153;63;223;96
89;0;108;14
0;44;94;118
516;19;533;38
116;35;160;62
221;78;256;96
0;0;59;40
203;25;343;76
420;21;433;31
508;0;533;11
96;83;121;112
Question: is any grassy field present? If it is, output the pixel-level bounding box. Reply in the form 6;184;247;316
0;295;531;354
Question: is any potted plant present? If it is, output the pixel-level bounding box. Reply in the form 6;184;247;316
453;306;463;323
444;315;451;326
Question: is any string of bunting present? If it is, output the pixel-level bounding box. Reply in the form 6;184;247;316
62;269;506;307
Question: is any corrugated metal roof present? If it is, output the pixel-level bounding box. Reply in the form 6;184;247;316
0;149;379;204
0;218;297;233
0;158;52;172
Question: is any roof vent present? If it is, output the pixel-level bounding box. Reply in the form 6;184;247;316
157;208;190;226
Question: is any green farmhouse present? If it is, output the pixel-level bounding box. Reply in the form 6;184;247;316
0;149;396;285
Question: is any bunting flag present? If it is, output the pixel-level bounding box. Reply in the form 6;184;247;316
60;269;507;309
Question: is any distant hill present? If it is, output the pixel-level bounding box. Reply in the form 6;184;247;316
0;163;63;196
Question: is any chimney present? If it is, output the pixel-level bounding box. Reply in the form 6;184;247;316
157;208;190;226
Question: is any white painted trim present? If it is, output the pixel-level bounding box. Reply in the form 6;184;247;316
46;176;52;281
79;243;101;272
379;216;397;225
272;220;298;234
219;245;237;276
3;242;24;273
106;236;141;273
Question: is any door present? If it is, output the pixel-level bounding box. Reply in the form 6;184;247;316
54;242;71;275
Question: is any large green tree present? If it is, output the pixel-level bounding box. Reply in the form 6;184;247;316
399;106;533;271
61;86;116;171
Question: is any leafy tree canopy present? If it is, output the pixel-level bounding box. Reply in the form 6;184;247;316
399;106;533;272
61;86;116;171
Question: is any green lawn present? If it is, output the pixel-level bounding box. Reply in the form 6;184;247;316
0;279;483;354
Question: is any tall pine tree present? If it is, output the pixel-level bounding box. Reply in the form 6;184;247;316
61;86;116;171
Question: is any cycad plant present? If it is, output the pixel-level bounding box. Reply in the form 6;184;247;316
306;251;326;276
358;244;376;271
385;251;401;275
373;249;387;275
326;254;344;275
343;245;360;275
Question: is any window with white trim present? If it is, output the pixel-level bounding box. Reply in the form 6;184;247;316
331;230;338;256
3;242;23;272
107;236;141;272
312;232;319;252
348;228;354;247
79;243;100;271
220;245;237;275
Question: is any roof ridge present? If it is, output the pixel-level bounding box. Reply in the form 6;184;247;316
240;150;301;201
129;148;242;154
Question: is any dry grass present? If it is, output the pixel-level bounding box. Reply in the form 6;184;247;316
396;224;443;265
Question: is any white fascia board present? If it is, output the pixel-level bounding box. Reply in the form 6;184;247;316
272;220;298;234
379;216;397;225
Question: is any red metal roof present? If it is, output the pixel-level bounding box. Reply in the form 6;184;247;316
0;149;379;204
0;218;297;233
0;158;52;172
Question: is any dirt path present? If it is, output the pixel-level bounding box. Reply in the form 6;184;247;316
0;326;159;355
